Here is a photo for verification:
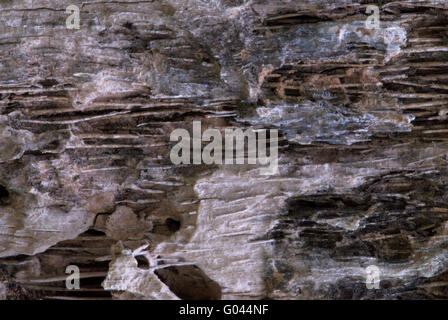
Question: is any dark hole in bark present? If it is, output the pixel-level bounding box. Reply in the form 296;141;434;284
155;265;222;300
0;185;9;204
38;78;58;87
165;218;181;233
135;255;149;270
123;22;133;29
81;229;106;237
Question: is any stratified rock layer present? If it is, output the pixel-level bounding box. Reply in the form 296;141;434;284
1;0;448;299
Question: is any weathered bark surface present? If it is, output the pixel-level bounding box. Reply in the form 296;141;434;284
1;0;448;299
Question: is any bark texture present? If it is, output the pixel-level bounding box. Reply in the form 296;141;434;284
1;0;448;299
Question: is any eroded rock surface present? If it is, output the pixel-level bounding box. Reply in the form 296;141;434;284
1;0;448;299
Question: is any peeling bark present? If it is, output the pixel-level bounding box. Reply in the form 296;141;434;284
0;0;448;300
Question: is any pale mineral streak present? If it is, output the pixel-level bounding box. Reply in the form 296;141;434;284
0;0;448;299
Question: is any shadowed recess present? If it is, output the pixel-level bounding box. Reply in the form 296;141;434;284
0;185;9;204
154;265;222;300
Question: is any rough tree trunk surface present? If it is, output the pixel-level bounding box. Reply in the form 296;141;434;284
0;0;448;300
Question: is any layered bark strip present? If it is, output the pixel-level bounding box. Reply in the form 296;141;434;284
0;0;448;300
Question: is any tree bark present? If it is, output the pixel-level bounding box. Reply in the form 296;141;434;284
0;0;448;299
